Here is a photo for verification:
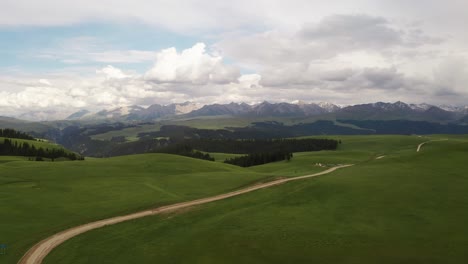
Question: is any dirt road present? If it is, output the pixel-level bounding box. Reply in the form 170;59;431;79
18;164;353;264
417;139;448;152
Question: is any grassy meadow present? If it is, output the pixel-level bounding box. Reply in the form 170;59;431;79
2;135;466;263
39;135;468;264
0;154;279;263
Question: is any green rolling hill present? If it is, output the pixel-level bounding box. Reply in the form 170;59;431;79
36;136;468;264
4;135;465;263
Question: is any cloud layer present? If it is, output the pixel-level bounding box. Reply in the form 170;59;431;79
144;43;239;84
1;3;468;119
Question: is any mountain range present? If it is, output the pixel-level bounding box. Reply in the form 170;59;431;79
60;101;468;124
2;101;468;157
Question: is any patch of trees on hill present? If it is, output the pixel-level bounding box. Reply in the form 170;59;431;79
225;151;293;167
0;128;35;140
161;138;337;166
0;138;84;161
155;143;214;161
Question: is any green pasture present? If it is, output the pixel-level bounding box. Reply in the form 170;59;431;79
2;135;459;263
0;156;27;164
0;154;278;263
42;135;468;264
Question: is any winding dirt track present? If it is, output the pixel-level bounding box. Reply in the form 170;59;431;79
18;164;353;264
417;139;448;152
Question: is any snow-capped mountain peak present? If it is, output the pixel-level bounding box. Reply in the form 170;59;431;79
409;103;434;112
105;105;144;116
438;104;467;112
66;109;91;120
174;102;203;115
291;100;307;105
318;102;341;112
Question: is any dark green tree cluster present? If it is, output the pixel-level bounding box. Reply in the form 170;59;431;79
225;151;293;167
155;143;214;161
0;128;35;140
0;139;84;161
152;138;337;166
140;121;370;140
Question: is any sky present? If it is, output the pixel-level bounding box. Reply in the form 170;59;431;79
1;0;468;119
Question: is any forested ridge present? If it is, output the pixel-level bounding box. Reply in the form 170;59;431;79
150;138;340;167
0;128;83;161
217;138;337;167
155;138;338;167
155;143;214;161
0;128;35;140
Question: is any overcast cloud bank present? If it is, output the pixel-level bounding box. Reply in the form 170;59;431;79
1;1;468;119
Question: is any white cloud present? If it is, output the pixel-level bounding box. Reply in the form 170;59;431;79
0;86;86;109
144;43;239;84
97;65;131;79
38;79;51;86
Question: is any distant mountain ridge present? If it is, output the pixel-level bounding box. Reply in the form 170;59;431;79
14;101;468;123
66;102;202;121
335;101;460;123
3;101;468;157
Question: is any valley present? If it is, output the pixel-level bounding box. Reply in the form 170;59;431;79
44;136;468;264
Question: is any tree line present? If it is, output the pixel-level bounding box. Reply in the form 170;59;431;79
0;128;35;140
224;151;293;167
154;143;214;161
153;138;338;166
0;139;84;161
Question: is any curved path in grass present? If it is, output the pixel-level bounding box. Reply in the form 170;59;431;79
417;139;448;152
18;164;353;264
